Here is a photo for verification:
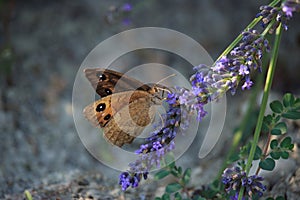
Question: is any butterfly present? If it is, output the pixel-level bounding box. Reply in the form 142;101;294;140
83;68;168;147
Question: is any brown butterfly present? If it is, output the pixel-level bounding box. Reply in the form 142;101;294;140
83;68;167;147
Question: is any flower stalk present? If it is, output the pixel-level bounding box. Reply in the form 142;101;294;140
238;23;283;200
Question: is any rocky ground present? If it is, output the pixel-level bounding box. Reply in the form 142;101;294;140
0;0;300;199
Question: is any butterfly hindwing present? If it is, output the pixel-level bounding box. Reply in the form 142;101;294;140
83;90;156;147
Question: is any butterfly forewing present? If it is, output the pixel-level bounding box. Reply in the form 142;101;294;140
84;68;152;97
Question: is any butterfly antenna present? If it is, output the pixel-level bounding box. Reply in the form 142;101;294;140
155;73;176;94
156;73;176;85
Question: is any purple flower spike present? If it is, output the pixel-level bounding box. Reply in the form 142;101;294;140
222;166;266;199
282;0;300;17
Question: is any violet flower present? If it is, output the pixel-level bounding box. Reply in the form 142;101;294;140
222;166;266;199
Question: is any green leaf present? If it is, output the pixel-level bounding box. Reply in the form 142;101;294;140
275;196;285;200
274;122;287;134
271;128;282;135
264;115;273;124
155;197;162;200
174;192;182;200
288;143;295;150
155;170;171;180
259;158;275;171
274;115;281;123
253;146;262;160
165;183;183;193
162;193;171;200
283;93;294;107
280;151;289;159
171;166;181;177
261;121;269;133
182;168;192;185
280;137;292;148
270;100;284;113
282;111;300;119
293;98;300;109
171;170;180;177
270;151;281;160
270;139;278;149
168;162;175;169
229;152;240;162
239;144;249;157
192;196;206;200
200;184;219;198
178;167;182;175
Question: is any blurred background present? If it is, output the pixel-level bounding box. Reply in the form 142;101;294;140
0;0;299;199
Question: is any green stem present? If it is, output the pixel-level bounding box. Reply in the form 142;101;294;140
216;0;280;63
262;19;276;36
238;24;283;200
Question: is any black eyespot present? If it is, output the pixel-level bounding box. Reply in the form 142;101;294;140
97;72;106;81
96;103;106;112
104;114;111;120
105;88;112;95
